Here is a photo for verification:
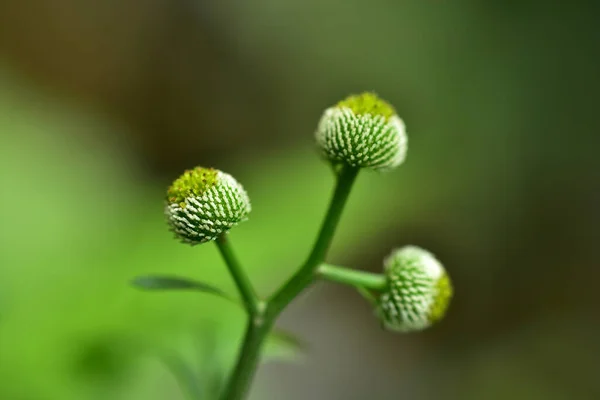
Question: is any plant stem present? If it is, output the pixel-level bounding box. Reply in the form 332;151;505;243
267;164;359;315
218;316;275;400
219;164;359;400
216;234;262;316
317;263;387;290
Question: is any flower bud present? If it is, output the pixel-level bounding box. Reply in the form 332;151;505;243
315;92;407;171
377;246;452;332
165;167;251;245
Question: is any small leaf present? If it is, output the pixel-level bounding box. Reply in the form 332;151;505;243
264;328;307;363
131;275;238;304
194;327;226;399
357;286;377;306
159;351;204;400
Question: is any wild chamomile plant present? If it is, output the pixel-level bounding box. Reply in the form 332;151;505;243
133;92;453;400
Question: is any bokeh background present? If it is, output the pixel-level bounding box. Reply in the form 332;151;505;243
1;1;599;399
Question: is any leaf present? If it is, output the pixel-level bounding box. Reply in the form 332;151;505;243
357;286;378;306
159;351;204;400
194;327;226;399
131;275;238;304
264;328;307;363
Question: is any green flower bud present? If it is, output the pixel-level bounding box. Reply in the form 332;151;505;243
315;92;407;171
165;167;251;245
377;246;452;332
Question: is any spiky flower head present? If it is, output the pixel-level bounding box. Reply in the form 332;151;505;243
377;246;452;332
165;167;251;245
315;92;408;171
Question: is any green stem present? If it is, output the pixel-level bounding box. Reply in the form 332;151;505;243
218;316;275;400
216;234;262;316
219;164;359;400
267;164;360;315
317;263;387;290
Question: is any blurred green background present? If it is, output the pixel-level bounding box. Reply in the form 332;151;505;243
0;0;599;399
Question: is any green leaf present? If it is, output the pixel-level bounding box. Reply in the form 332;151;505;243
357;286;378;306
159;351;204;400
194;327;226;399
131;275;237;304
264;328;307;363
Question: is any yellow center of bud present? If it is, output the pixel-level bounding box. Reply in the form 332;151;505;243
337;92;396;120
167;167;218;205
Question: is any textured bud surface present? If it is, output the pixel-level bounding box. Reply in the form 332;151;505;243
377;246;452;332
315;92;407;171
165;167;251;244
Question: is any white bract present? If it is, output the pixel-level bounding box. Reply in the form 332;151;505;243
165;168;251;245
315;93;407;171
377;246;452;332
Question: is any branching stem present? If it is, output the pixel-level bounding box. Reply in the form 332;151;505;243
317;263;387;290
218;164;359;400
215;235;262;316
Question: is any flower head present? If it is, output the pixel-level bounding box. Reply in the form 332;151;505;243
376;246;452;332
315;92;407;171
165;167;251;244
